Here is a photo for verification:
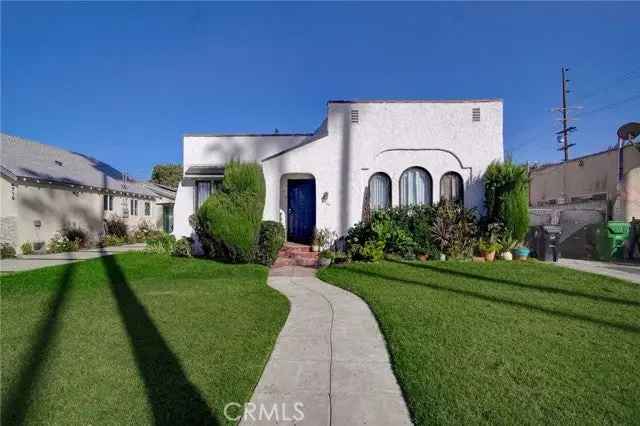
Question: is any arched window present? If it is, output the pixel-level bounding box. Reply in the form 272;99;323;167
368;172;391;210
399;167;432;206
440;172;464;204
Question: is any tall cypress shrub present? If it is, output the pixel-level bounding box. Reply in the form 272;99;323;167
483;160;529;242
197;161;266;263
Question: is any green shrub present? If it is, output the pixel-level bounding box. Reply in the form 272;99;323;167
360;241;385;262
47;232;80;253
197;161;266;263
104;215;128;238
20;242;34;255
255;221;285;266
503;185;530;242
132;219;158;243
189;214;216;258
484;160;529;242
62;225;89;248
1;242;16;258
431;201;478;259
172;237;192;257
145;233;176;255
101;234;127;247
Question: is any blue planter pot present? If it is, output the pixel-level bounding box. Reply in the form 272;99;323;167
512;247;530;260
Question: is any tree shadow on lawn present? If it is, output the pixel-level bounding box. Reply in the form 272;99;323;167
347;266;640;335
99;252;218;425
387;258;640;309
1;261;75;425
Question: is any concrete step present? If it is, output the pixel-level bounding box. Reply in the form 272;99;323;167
293;256;318;267
281;243;313;253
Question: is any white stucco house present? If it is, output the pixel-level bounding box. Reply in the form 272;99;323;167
174;99;504;244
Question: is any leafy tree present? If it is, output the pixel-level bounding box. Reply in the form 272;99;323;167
150;164;182;188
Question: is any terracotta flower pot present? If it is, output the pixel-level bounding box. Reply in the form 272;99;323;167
481;251;496;262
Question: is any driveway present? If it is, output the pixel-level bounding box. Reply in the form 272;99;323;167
0;244;146;273
557;258;640;284
241;266;411;425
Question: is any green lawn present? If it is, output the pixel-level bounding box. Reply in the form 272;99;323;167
1;253;289;425
318;260;640;425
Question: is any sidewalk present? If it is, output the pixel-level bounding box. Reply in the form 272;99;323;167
0;244;146;273
241;266;411;425
556;258;640;284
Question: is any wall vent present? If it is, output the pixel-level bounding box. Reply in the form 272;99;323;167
350;109;359;123
472;108;481;122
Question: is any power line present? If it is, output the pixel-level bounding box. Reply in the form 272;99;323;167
578;93;640;117
576;69;640;102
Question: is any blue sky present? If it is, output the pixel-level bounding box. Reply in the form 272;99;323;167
2;2;639;180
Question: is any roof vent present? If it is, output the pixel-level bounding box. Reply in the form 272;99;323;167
54;160;63;166
472;108;481;122
350;110;359;124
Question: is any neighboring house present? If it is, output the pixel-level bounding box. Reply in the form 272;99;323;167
529;144;640;221
174;99;503;243
143;181;176;233
0;133;158;252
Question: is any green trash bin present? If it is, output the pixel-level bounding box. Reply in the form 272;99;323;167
595;221;630;261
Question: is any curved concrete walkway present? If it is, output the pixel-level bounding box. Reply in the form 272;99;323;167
241;266;411;425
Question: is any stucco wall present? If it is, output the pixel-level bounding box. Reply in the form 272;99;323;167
174;100;504;238
0;176;160;252
183;134;308;171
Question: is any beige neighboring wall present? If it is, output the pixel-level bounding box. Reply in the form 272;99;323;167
0;176;159;251
529;145;640;220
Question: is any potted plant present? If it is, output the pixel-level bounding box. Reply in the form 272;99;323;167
311;229;321;252
319;249;334;267
498;232;517;261
512;244;530;260
478;240;501;262
312;228;336;252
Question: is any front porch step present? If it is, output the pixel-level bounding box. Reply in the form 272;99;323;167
273;243;319;268
280;242;313;253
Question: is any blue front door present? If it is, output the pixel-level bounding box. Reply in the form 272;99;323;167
287;179;316;244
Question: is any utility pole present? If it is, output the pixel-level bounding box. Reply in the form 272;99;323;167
555;67;576;162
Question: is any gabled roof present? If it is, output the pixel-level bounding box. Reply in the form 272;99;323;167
143;182;177;200
0;133;153;197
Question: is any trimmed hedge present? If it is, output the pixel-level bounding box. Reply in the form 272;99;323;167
484;160;530;242
255;221;285;266
197;161;266;263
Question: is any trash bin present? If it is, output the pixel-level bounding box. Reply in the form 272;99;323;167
595;221;630;261
539;225;562;261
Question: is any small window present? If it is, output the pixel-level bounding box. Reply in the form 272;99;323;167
130;199;138;216
350;109;359;123
472;108;481;122
103;194;113;211
195;181;213;210
399;167;433;206
145;202;151;216
368;173;391;210
440;172;464;204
